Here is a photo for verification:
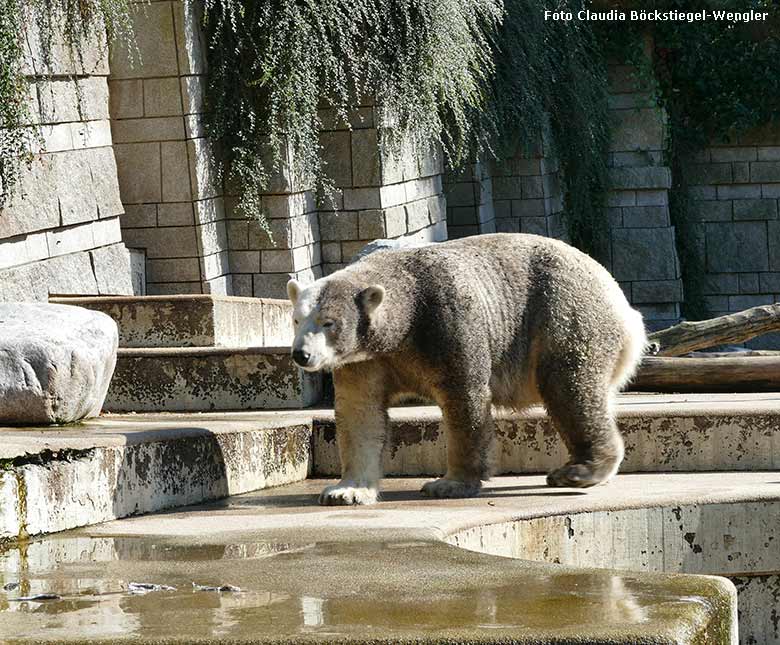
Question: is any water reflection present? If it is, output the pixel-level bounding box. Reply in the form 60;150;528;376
0;534;711;642
301;596;325;628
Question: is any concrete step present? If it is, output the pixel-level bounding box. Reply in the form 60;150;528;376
50;294;293;348
1;393;779;547
1;411;313;543
312;393;780;476
4;473;768;644
105;346;322;412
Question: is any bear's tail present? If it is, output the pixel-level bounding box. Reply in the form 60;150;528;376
612;307;648;392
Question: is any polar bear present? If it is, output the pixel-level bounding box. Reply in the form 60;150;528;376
287;233;647;505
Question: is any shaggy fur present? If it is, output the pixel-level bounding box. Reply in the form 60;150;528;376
287;233;647;505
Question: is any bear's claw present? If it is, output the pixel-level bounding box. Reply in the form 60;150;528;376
421;478;481;499
319;483;378;506
546;463;609;488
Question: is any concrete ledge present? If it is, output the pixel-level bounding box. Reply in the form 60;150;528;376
105;346;322;411
51;294;293;347
2;393;780;545
447;497;779;644
1;474;757;643
0;414;312;543
312;394;780;476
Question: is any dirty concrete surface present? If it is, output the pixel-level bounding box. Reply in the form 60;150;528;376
2;473;773;643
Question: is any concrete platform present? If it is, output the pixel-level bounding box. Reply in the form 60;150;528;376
105;347;322;412
312;392;780;476
1;412;313;542
51;295;293;348
2;473;765;644
1;393;779;544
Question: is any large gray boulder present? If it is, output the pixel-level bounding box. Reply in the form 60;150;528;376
0;303;119;425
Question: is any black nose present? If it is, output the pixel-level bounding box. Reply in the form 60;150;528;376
292;349;311;366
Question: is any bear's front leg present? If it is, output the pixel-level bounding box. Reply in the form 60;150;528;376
320;364;388;506
422;384;494;499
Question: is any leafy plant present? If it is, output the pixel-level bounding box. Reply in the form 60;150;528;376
200;0;503;226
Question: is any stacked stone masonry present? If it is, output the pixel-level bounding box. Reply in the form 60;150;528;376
444;160;496;238
316;103;448;277
223;103;448;298
443;62;684;331
224;142;323;300
109;1;446;299
605;63;683;331
0;20;133;302
685;122;780;347
444;132;566;241
109;0;230;297
490;133;566;240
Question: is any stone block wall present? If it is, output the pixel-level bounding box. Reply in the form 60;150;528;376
444;161;496;238
684;123;780;347
491;134;566;239
604;64;683;331
317;105;448;276
225;104;449;297
443;61;683;331
226;152;322;298
444;133;565;241
109;0;231;296
0;23;133;302
108;6;446;298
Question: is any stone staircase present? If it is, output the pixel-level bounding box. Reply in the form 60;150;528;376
51;295;321;411
2;393;778;542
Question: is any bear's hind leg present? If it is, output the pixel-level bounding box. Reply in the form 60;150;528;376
539;370;624;489
421;385;494;499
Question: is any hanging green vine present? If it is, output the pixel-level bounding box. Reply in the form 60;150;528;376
486;0;611;257
200;0;502;225
200;0;612;255
0;0;135;208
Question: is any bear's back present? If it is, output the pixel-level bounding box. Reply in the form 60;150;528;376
355;233;621;310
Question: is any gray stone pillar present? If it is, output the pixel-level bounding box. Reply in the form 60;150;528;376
490;131;566;239
605;62;683;330
109;0;231;295
683;123;780;347
225;141;321;298
317;102;448;275
444;161;496;238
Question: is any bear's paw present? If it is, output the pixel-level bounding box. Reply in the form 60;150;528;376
546;463;611;488
319;482;379;506
420;478;481;499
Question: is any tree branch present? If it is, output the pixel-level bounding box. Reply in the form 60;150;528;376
646;304;780;357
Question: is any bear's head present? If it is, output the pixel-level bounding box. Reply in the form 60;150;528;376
286;277;385;372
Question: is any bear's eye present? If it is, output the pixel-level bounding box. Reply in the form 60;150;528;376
293;319;299;326
321;320;334;329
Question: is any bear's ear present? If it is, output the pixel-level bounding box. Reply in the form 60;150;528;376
286;279;302;305
360;285;385;315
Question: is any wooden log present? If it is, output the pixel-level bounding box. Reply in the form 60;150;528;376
630;356;780;392
647;304;780;357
